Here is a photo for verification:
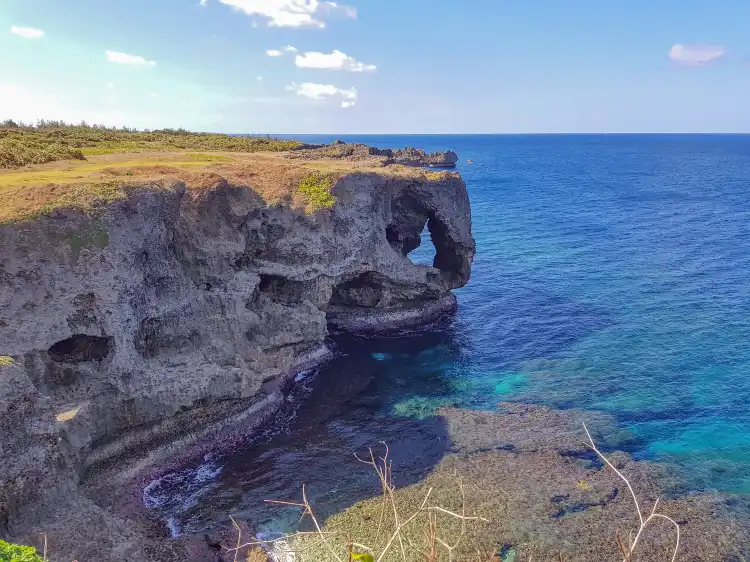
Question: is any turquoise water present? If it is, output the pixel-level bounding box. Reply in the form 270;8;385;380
325;134;750;495
146;134;750;535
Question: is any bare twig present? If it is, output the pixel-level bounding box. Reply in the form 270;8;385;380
37;532;47;562
583;422;681;562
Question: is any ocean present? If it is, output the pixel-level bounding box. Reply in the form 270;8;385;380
144;134;750;536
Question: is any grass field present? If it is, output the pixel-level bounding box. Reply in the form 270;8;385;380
0;122;450;223
0;121;301;168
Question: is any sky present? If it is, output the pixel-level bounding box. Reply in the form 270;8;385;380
1;0;749;133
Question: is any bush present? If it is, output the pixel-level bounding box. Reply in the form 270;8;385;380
297;172;337;211
0;136;85;167
0;540;44;562
0;122;302;169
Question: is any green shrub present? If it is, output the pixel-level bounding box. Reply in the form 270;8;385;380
0;123;302;169
0;136;85;167
0;540;44;562
297;172;337;211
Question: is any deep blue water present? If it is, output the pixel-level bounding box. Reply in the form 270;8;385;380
294;134;750;492
146;134;750;535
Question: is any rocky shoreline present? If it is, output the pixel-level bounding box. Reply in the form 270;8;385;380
98;396;750;562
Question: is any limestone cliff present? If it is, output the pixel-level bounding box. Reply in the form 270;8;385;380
0;158;474;553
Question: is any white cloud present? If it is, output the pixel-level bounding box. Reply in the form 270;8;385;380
295;49;375;72
286;82;356;107
218;0;355;27
10;26;44;39
106;50;156;66
267;45;298;57
668;44;725;66
106;82;115;89
200;0;208;5
257;76;264;81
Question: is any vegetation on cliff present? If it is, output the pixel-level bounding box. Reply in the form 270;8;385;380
0;121;300;168
0;123;456;224
0;123;311;223
297;171;337;211
0;540;44;562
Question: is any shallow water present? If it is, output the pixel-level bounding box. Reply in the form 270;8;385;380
146;134;750;535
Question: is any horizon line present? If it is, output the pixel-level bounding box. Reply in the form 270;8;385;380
234;132;750;136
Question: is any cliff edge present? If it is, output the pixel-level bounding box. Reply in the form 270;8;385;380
0;140;474;559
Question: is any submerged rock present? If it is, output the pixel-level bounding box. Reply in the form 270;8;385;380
285;404;750;561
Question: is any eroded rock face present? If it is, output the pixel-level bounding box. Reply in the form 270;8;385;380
0;167;474;556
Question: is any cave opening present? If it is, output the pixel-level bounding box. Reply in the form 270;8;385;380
48;334;113;363
257;274;306;304
329;272;385;308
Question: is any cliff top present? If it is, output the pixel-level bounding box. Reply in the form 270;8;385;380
0;124;458;223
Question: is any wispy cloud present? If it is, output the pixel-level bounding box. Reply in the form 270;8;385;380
668;44;725;66
200;0;208;5
106;50;157;66
267;45;297;57
218;0;356;27
10;26;44;39
286;82;357;108
295;50;375;72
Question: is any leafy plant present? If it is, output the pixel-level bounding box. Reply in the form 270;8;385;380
0;540;44;562
297;172;337;211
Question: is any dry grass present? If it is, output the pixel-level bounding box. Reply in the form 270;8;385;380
0;130;455;223
0;180;149;223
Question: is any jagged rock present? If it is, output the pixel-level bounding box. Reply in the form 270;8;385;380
283;142;458;168
0;162;474;560
391;147;459;168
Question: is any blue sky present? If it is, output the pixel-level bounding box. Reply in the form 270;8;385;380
1;0;749;133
